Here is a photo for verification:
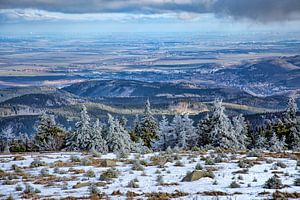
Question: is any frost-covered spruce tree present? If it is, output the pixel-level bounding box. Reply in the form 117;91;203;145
154;116;171;151
132;138;150;154
285;96;297;124
177;126;187;149
232;114;249;150
269;133;285;152
0;126;13;153
139;99;158;148
169;114;196;149
34;113;66;151
105;114;132;154
255;135;267;150
279;135;287;151
211;99;238;149
130;114;142;142
169;115;183;148
67;105;92;150
282;96;300;150
182;114;196;148
119;116;128;127
196;114;214;147
247;127;267;150
89;119;108;153
291;127;300;151
18;132;33;152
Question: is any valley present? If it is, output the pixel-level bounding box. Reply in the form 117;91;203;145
1;33;300;136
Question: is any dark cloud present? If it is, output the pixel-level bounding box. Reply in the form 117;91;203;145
0;0;300;22
213;0;300;22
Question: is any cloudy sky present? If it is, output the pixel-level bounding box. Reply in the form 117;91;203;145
1;0;300;33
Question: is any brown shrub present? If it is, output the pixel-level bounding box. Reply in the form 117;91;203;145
199;191;228;196
126;191;140;197
145;190;188;200
273;191;300;199
111;190;123;196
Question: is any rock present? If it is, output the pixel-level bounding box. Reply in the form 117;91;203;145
13;156;25;161
72;182;91;189
181;170;214;182
99;159;116;167
95;182;106;187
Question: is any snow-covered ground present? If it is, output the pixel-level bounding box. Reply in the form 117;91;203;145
0;151;299;199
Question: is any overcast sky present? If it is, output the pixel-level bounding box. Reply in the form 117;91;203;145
1;0;300;33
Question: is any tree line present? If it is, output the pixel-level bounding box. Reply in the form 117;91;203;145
1;97;299;155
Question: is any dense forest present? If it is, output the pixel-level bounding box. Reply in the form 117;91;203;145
1;97;299;156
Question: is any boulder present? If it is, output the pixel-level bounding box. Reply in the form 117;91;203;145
99;159;116;167
181;170;213;182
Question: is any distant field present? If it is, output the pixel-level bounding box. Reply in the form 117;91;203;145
1;33;300;88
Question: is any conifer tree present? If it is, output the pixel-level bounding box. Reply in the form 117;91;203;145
67;105;92;150
256;135;267;150
130;114;141;142
0;126;13;153
168;114;196;149
269;133;285;152
154;116;171;151
211;99;238;149
119;116;128;127
105;114;132;154
291;127;300;151
182;114;196;148
282;96;300;149
196;114;214;147
89;119;108;153
34;113;66;151
232;114;249;149
285;96;297;124
132;138;150;154
139;100;158;148
170;115;183;148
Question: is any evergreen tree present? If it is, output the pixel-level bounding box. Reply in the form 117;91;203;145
279;135;287;151
269;133;285;152
169;115;183;148
196;114;214;147
130;114;142;142
154;116;171;151
169;114;196;149
285;96;297;124
291;127;300;151
247;127;267;150
105;114;132;154
211;99;238;149
139;100;158;148
14;132;33;152
232;114;249;149
132;138;150;154
89;119;108;153
256;135;267;150
67;105;92;150
282;96;300;149
119;116;128;127
176;116;188;149
0;125;14;153
34;113;66;151
182;114;196;148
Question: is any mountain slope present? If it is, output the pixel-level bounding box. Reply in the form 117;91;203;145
63;79;253;99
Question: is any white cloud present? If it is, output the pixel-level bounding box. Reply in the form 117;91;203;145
0;8;179;22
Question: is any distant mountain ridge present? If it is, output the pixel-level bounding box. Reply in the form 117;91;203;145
63;79;252;99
